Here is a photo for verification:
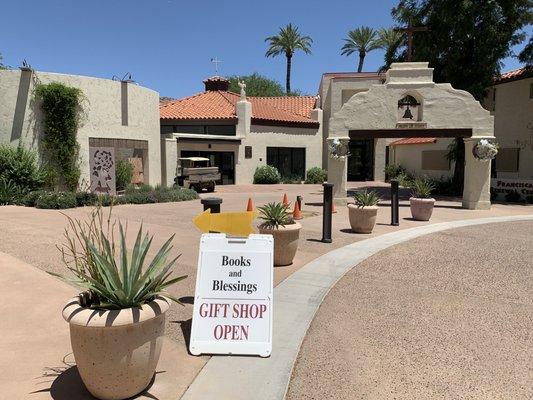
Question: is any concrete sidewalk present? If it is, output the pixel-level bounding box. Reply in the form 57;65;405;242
0;252;204;399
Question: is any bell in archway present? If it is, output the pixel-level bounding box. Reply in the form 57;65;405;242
402;105;414;120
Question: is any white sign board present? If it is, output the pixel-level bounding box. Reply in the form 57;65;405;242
189;233;274;357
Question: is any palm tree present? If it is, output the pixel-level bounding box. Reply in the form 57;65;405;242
341;27;380;72
377;28;404;71
265;24;313;94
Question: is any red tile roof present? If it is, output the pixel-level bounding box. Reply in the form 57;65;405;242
495;67;532;84
160;90;319;127
391;137;437;146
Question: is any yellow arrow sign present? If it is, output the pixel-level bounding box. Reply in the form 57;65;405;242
193;209;257;237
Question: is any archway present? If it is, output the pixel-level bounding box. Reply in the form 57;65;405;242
327;62;495;210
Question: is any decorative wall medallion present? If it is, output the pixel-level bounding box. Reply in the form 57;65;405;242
328;138;350;159
473;139;499;161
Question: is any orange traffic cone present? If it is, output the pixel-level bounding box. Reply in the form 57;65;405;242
331;201;337;214
246;197;254;212
282;193;289;206
293;201;303;220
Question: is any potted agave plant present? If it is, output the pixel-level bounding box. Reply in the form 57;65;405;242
410;177;436;221
257;202;301;266
348;190;380;233
54;207;186;400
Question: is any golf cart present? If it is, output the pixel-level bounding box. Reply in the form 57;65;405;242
174;157;220;192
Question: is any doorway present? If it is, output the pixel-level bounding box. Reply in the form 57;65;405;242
181;150;235;184
348;139;374;181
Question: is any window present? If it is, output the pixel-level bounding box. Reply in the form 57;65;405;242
421;150;450;171
245;146;252;159
495;148;519;173
266;147;305;180
172;125;236;136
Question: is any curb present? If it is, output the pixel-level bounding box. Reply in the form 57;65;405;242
181;215;533;400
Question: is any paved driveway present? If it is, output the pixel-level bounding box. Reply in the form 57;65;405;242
287;221;533;400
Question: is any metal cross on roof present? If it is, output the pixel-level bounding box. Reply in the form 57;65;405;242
395;18;428;62
210;57;222;75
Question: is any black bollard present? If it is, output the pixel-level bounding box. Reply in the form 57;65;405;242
296;195;303;211
322;183;334;243
390;179;399;226
201;197;222;213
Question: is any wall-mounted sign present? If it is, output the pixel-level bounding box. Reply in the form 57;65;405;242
190;234;273;357
491;178;533;200
89;147;116;195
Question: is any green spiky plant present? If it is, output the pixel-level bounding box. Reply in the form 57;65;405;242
411;177;435;199
353;190;380;208
52;206;186;309
258;202;293;229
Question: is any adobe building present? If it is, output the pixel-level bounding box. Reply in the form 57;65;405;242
159;76;323;186
323;62;495;209
0;68;161;191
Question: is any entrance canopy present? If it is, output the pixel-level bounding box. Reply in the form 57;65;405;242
327;62;495;210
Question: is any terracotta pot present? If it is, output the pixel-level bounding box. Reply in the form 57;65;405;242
410;197;435;221
258;222;301;266
348;204;378;233
62;296;169;400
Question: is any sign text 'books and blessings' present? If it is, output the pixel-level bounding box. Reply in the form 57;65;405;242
189;233;273;357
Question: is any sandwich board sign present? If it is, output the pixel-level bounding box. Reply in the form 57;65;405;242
189;233;273;357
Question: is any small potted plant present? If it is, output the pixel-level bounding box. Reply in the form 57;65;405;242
410;177;436;221
54;207;186;400
348;190;380;233
257;202;301;266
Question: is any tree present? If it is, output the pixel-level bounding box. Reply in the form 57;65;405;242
518;36;532;66
341;27;381;72
392;0;531;192
227;73;285;97
0;53;7;70
265;24;313;94
376;28;404;71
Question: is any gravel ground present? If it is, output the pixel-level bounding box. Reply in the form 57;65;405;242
286;221;533;400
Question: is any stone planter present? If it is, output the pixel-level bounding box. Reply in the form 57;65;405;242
410;197;435;221
348;204;378;233
62;296;169;400
258;222;301;266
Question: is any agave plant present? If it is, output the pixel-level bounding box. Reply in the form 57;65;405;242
353;190;380;208
411;177;435;199
53;206;186;309
258;202;293;229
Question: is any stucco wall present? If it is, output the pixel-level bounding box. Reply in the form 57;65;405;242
488;77;533;179
0;69;161;187
236;124;323;184
392;139;454;179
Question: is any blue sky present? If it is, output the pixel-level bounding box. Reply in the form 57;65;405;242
1;0;530;98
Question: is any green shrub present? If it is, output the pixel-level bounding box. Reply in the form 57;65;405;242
281;174;303;184
258;202;293;228
396;172;414;188
411;177;435;199
305;167;327;184
0;145;45;191
53;207;186;309
0;179;29;205
526;195;533;204
253;165;281;184
505;190;522;203
22;190;47;207
353;190;380;208
384;164;406;181
431;176;462;197
115;160;134;191
122;191;156;204
97;194;120;207
125;183;152;194
75;191;98;207
34;191;77;209
151;186;199;203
